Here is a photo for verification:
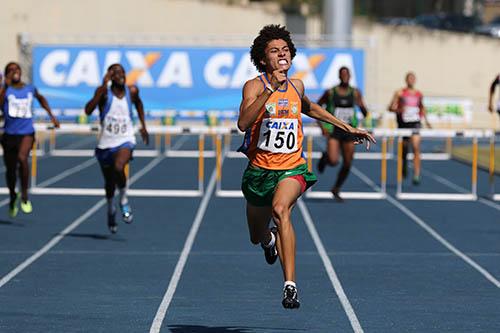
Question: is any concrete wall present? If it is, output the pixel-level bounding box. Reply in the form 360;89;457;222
0;0;284;64
353;21;500;128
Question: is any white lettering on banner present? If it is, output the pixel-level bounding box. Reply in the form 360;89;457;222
292;53;320;88
66;51;100;87
204;52;234;89
39;50;69;86
230;56;259;88
157;52;192;88
37;49;361;91
126;51;155;87
321;54;357;89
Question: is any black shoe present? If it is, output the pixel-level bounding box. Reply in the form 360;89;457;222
261;227;278;265
282;285;300;309
108;212;117;234
317;153;327;174
331;187;344;203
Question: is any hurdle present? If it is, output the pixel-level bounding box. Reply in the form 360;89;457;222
0;124;206;198
394;129;491;201
490;133;500;201
304;127;388;199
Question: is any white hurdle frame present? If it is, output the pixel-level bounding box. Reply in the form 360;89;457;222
393;129;492;201
0;124;209;198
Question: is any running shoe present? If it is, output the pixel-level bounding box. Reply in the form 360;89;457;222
317;153;327;174
331;187;344;203
261;227;278;265
119;203;133;224
412;175;421;185
20;200;33;214
282;285;300;309
108;212;117;234
8;193;19;218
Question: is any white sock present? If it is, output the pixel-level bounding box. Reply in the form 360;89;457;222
107;198;115;215
262;230;276;248
119;188;128;206
284;281;296;288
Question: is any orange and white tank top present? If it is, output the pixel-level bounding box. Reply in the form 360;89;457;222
238;74;305;170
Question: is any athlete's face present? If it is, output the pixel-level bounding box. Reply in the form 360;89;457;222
110;65;126;86
339;68;350;84
406;73;416;88
5;64;21;84
262;39;292;73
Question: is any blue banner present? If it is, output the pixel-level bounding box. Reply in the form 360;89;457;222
32;45;364;118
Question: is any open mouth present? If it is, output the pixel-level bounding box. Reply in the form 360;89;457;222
278;59;288;66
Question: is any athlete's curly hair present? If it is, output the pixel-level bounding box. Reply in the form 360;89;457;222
250;24;297;73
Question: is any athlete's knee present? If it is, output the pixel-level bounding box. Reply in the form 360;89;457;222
17;153;28;165
272;202;290;224
328;155;339;166
114;161;126;173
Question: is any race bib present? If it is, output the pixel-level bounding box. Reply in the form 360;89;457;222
402;106;420;123
7;94;33;119
334;107;354;124
103;115;132;136
258;118;298;154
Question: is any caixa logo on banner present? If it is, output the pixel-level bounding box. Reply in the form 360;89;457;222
33;46;364;110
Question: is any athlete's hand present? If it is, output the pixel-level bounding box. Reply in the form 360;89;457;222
102;69;113;86
140;127;149;145
3;71;14;86
351;128;375;150
488;103;494;113
51;117;60;128
270;69;287;90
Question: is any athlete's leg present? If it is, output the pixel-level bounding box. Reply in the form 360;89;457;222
100;161;118;232
402;137;410;178
2;138;19;206
272;177;302;283
17;135;34;203
326;137;341;166
332;140;354;200
246;204;273;245
113;148;131;192
411;134;422;182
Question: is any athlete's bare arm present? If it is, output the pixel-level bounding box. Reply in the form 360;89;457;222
293;79;375;146
84;70;112;115
488;75;499;113
129;85;149;145
419;93;432;128
354;88;368;117
237;69;286;132
0;71;14;107
34;89;60;128
388;90;401;112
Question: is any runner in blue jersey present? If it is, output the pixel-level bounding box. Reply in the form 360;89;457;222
84;64;149;233
0;62;60;217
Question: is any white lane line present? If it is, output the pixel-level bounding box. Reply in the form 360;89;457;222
298;200;364;333
149;166;218;333
36;158;96;188
0;198;10;208
417;166;500;212
0;155;165;289
351;166;500;288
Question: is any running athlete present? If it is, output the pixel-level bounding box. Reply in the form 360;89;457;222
488;73;500;118
238;25;375;309
388;72;431;184
0;62;60;217
84;64;149;234
316;67;368;202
